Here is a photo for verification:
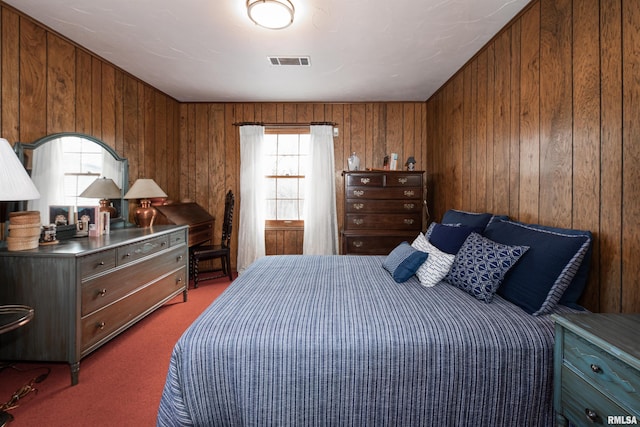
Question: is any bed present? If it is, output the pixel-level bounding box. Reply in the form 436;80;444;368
157;211;593;427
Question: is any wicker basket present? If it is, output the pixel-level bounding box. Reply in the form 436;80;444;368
9;211;41;226
7;235;39;251
8;225;41;238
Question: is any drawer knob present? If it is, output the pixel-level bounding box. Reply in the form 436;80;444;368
360;178;370;184
404;190;415;197
97;289;107;297
98;261;105;266
590;364;602;374
353;219;364;225
177;255;184;261
353;241;363;248
404;219;414;225
177;277;183;284
353;190;365;197
96;321;105;330
353;203;364;210
161;242;167;246
404;203;415;210
584;408;599;423
398;178;408;184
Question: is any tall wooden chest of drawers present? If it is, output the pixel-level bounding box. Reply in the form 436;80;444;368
0;225;188;385
342;170;425;255
553;314;640;426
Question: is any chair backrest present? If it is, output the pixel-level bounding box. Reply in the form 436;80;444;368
221;190;234;248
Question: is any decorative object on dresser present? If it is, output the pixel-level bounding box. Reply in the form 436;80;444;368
124;179;168;228
0;225;189;385
0;138;41;250
553;314;640;426
190;190;234;287
341;170;425;255
405;156;416;171
79;177;122;219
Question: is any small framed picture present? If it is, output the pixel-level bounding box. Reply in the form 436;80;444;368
49;205;72;226
76;206;96;225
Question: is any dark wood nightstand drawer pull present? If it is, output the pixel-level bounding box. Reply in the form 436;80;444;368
590;364;602;373
585;408;599;423
96;321;105;330
97;289;107;297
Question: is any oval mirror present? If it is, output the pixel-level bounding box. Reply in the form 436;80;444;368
16;133;129;226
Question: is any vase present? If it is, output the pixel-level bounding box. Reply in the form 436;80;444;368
348;152;360;171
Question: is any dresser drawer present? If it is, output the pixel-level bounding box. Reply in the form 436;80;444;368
564;330;640;413
169;229;188;247
80;266;187;353
79;249;116;279
81;246;187;316
346;187;421;200
345;173;385;187
346;213;422;230
116;235;169;266
344;235;414;255
345;199;422;213
385;174;423;187
561;366;631;426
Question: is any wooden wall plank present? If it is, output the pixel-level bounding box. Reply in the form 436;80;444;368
622;0;640;312
46;33;75;134
493;29;511;215
509;22;521;219
19;17;46;142
75;50;92;134
518;3;540;224
539;0;572;228
600;0;623;313
572;0;601;311
1;9;20;141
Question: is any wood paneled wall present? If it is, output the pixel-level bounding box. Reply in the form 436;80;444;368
426;0;640;313
178;103;427;261
0;5;181;216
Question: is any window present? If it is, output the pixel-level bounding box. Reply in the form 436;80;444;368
264;129;309;227
62;138;103;206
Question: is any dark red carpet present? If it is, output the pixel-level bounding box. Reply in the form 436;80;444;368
0;277;231;426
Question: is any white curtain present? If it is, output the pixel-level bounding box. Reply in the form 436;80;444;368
237;125;266;274
303;125;339;255
28;139;65;224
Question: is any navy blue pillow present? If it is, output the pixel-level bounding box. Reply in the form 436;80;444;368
442;209;508;232
382;242;429;283
484;219;592;315
428;223;477;254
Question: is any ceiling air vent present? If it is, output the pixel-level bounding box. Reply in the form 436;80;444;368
268;56;311;66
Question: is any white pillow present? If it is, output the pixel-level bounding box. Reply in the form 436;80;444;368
411;233;456;287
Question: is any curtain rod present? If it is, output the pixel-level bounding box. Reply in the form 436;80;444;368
233;121;337;127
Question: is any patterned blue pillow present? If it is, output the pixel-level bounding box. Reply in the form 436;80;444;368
382;242;429;283
445;233;528;303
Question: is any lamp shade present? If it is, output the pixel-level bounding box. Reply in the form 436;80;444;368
0;138;40;201
247;0;294;29
79;177;121;199
123;179;167;200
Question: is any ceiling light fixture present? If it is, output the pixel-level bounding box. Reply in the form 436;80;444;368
247;0;294;30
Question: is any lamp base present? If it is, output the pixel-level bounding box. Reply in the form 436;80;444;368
133;199;156;228
98;199;117;219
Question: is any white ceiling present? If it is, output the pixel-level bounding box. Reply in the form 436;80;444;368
2;0;530;103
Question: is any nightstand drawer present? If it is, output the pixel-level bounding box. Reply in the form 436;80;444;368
561;367;631;426
79;249;116;279
565;330;640;413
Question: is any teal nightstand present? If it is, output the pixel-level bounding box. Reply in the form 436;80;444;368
553;314;640;426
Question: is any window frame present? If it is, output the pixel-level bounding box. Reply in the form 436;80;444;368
264;127;309;229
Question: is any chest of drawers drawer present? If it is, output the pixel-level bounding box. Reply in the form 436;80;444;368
81;246;187;316
116;234;169;265
345;186;421;200
345;199;422;213
346;213;421;230
80;266;186;353
553;314;640;427
80;249;116;278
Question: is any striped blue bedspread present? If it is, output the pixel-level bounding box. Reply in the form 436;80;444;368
158;255;569;426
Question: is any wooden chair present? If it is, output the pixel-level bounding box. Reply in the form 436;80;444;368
190;190;234;287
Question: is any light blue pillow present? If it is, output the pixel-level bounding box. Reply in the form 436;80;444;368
445;233;528;303
382;242;429;283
